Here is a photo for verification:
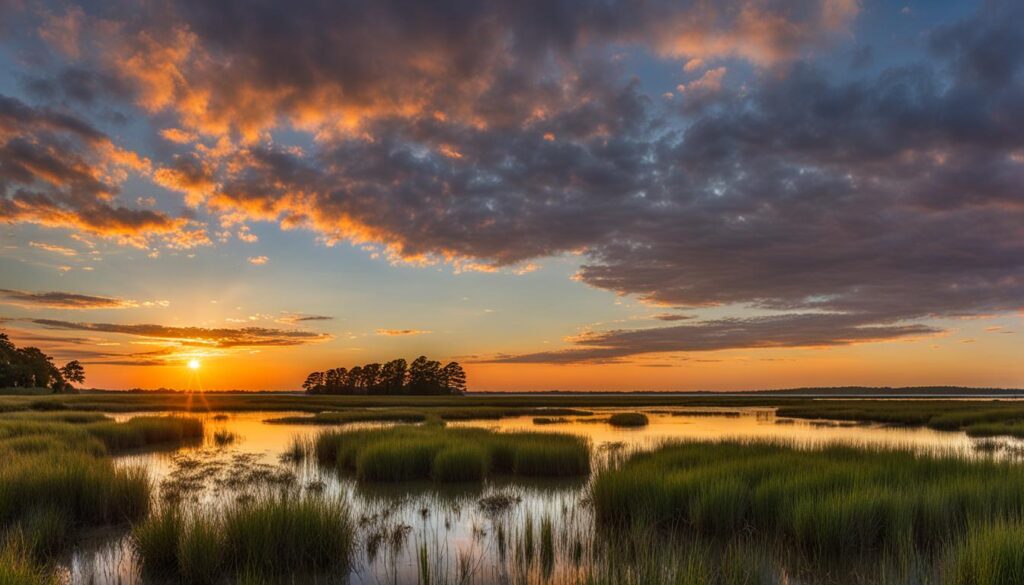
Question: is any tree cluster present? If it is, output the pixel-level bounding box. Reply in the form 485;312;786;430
303;356;466;395
0;332;85;392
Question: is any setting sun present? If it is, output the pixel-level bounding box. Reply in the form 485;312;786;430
188;359;201;370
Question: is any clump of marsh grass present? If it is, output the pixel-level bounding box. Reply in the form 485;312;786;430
0;450;150;528
593;440;1024;562
0;536;58;585
540;515;555;575
314;426;589;483
477;493;521;514
946;521;1024;585
133;495;354;582
432;445;489;482
533;417;570;425
212;429;237;447
608;412;649;427
86;416;204;451
280;435;312;463
0;412;173;581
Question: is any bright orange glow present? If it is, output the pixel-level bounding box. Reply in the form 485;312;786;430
188;359;201;370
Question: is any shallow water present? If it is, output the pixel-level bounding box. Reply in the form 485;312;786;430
62;407;1023;584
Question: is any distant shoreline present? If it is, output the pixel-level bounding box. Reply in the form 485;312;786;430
32;385;1024;398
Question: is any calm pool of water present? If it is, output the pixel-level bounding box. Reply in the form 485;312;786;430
62;407;1018;584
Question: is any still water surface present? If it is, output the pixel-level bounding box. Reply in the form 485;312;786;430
63;407;1014;584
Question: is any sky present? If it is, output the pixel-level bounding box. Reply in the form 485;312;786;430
0;0;1021;391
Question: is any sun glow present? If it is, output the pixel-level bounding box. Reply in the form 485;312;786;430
188;359;201;370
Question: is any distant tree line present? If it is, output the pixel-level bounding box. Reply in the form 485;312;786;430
0;332;85;392
303;356;466;395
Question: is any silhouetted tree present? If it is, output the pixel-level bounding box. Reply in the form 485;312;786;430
60;360;85;385
441;362;467;394
17;347;61;389
361;363;382;393
0;333;73;392
407;356;444;395
325;367;347;393
302;355;466;395
302;371;325;394
381;359;407;395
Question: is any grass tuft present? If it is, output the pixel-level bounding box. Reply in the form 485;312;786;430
594;440;1024;561
134;496;354;581
316;426;589;482
947;522;1024;585
86;416;204;451
608;412;649;427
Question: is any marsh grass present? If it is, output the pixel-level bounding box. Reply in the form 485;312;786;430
776;401;1024;438
268;406;593;425
316;426;590;482
947;521;1024;585
0;410;206;577
0;391;804;415
0;536;57;585
593;440;1024;562
212;429;238;447
533;417;570;425
86;416;204;451
608;412;649;427
432;445;489;482
133;496;354;582
281;435;313;462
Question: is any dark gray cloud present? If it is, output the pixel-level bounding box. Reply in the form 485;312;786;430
486;314;940;364
15;0;852;138
1;1;1022;364
0;289;136;309
25;319;332;348
652;313;694;322
277;313;334;324
176;2;1022;363
0;94;206;248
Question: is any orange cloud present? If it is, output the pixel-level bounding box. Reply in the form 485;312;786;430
1;94;208;249
376;329;431;336
29;241;78;256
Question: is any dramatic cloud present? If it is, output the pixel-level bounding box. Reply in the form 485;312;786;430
10;0;855;140
0;94;209;248
488;314;940;364
1;1;1021;364
24;319;332;348
0;289;137;309
376;329;431;336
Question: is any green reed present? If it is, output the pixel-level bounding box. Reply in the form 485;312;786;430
315;425;590;482
593;440;1024;562
133;495;354;583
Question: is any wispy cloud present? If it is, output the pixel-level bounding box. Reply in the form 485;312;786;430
0;289;138;310
29;241;77;256
24;318;333;348
652;313;694;322
277;313;333;324
376;328;431;336
248;256;268;265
